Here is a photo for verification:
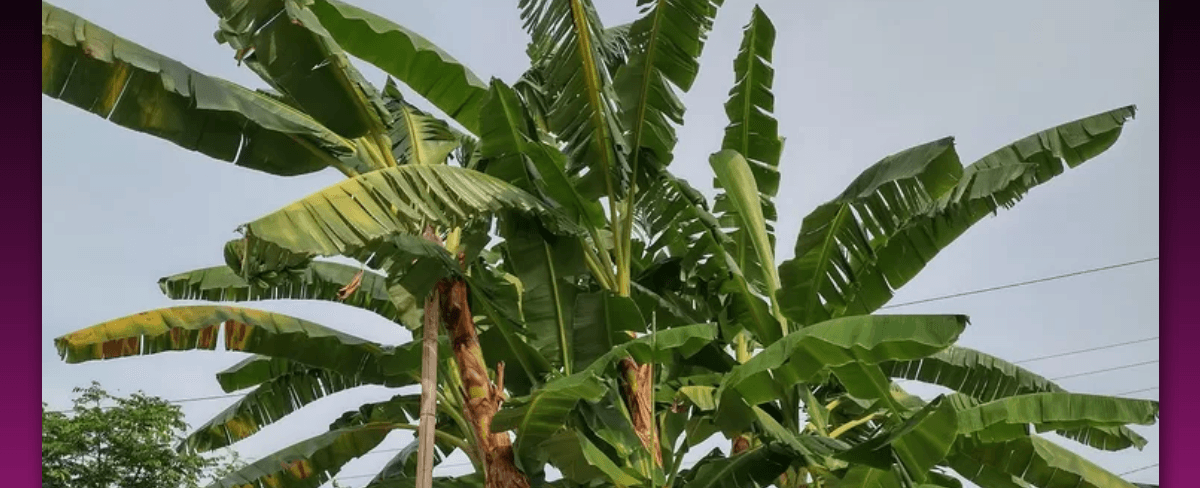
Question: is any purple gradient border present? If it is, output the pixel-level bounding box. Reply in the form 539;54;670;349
1161;5;1192;485
12;1;41;484
16;3;1181;487
11;0;41;483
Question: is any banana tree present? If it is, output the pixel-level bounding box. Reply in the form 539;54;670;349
44;1;1157;488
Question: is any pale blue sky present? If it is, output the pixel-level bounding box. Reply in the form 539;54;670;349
42;1;1159;486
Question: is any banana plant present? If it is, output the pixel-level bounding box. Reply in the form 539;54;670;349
44;1;1157;488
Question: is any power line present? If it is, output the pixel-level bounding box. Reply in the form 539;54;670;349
47;392;244;414
1049;360;1158;381
1114;386;1159;396
1118;463;1158;476
1011;337;1158;365
881;257;1158;310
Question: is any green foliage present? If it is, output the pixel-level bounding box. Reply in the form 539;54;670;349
42;383;242;488
42;0;1154;487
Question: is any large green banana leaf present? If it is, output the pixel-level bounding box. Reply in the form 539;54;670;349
183;362;372;453
634;169;781;345
234;164;581;284
493;372;609;472
205;0;389;140
711;6;784;295
466;259;556;396
780;107;1136;325
836;396;958;483
356;436;448;486
851;106;1137;316
498;216;586;372
715;315;967;432
614;0;723;174
492;324;718;472
309;0;489;135
206;423;394;488
380;77;463;166
949;393;1157;450
519;0;631;199
777;137;964;326
570;290;646;370
543;429;644;486
330;393;468;459
53;306;421;384
363;474;484;488
581;323;719;376
710;149;786;332
480;79;605;229
676;444;797;488
880;346;1150;451
830;466;904;488
216;355;299;392
947;436;1136;488
41;2;363;177
750;405;851;466
158;262;419;327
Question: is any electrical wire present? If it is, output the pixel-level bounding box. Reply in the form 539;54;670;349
880;257;1157;310
1011;337;1158;365
1118;463;1158;476
1049;360;1158;381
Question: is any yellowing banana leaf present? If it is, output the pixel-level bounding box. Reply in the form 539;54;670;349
53;305;417;385
310;0;490;135
158;261;419;328
206;423;394;488
237;165;581;277
41;2;362;177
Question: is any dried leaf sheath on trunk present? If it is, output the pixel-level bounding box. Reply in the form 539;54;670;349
619;357;662;467
439;272;530;488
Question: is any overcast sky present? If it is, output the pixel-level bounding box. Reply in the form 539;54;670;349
42;1;1159;486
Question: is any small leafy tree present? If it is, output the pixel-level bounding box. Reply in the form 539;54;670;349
42;382;243;488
